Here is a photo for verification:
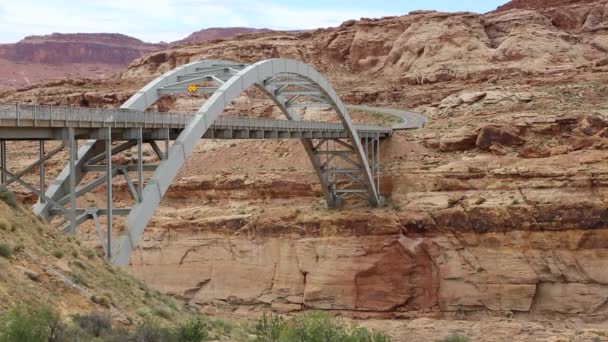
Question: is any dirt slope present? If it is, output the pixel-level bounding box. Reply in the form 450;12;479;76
0;198;191;325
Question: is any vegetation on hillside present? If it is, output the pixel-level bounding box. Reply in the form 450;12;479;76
253;312;389;342
0;305;390;341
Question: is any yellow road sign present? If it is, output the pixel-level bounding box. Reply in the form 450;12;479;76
187;84;198;94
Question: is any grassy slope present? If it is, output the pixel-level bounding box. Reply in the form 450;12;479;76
0;200;191;326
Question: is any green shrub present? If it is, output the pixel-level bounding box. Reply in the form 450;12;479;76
83;248;96;259
132;320;178;342
72;260;86;270
52;249;64;259
136;307;153;319
98;298;111;310
255;313;287;341
212;318;233;335
0;305;65;342
0;186;17;208
102;327;131;342
178;315;209;342
437;334;471;342
73;312;112;337
0;243;12;259
0;218;11;231
253;311;390;342
283;312;349;342
153;305;172;319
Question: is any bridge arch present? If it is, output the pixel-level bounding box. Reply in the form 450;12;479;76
114;59;381;264
27;58;383;265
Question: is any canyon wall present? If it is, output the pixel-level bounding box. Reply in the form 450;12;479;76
2;0;608;323
122;1;608;87
122;109;608;321
0;33;165;65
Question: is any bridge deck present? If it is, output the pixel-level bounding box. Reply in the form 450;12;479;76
0;104;392;140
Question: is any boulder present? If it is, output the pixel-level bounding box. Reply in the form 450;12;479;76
476;126;526;150
519;145;551;158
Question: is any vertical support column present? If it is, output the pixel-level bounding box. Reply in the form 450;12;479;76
67;128;77;235
39;140;46;204
164;128;170;160
0;140;6;185
137;127;143;202
376;133;380;197
105;127;113;260
370;136;375;206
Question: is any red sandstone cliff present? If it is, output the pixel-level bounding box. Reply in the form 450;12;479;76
171;27;273;47
496;0;599;12
0;33;166;65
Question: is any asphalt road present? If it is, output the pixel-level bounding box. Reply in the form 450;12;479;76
346;105;427;130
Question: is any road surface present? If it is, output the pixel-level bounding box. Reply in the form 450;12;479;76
346;105;427;130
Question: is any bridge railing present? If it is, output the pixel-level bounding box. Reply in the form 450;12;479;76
0;103;391;134
0;103;190;128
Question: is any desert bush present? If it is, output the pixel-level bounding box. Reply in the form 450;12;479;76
97;296;111;308
73;312;112;337
0;218;11;231
132;320;178;342
153;305;172;319
136;307;153;319
437;334;471;342
52;249;64;259
254;311;390;342
102;327;131;342
72;260;86;270
0;243;12;259
83;248;96;259
282;311;349;342
0;305;65;342
178;315;209;342
0;186;17;208
255;313;287;341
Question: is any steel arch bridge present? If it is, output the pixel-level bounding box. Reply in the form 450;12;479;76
0;59;392;265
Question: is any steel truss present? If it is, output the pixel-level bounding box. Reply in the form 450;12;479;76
21;59;384;265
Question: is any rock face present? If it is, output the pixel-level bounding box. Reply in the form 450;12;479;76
496;0;600;12
122;1;608;87
171;27;273;47
0;33;166;65
0;33;166;89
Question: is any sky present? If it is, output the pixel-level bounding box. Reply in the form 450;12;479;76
0;0;509;44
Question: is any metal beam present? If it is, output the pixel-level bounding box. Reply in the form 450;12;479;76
0;141;5;185
105;127;113;260
83;164;157;172
50;208;131;216
6;144;63;186
39;141;45;204
67;128;77;235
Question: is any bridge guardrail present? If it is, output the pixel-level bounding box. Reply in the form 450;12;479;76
0;103;391;135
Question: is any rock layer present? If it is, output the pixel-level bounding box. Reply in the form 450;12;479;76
2;0;608;326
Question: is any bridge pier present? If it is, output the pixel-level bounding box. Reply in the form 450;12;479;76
105;127;113;260
0;141;5;185
312;135;382;207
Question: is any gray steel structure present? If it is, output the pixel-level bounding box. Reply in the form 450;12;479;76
0;59;392;265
